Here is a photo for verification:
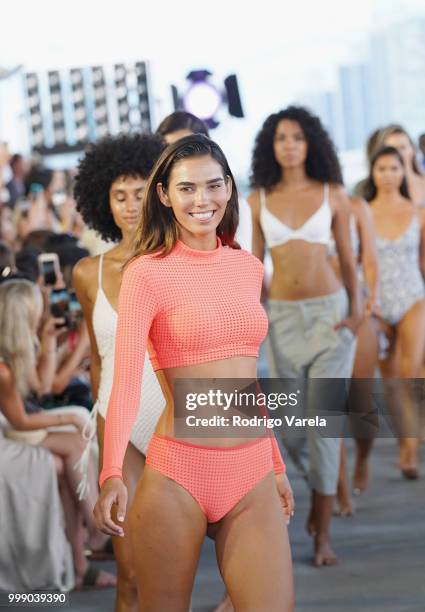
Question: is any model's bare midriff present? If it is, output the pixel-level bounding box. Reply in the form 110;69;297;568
268;241;342;300
154;356;265;447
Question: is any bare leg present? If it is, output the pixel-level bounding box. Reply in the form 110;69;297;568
351;316;379;493
215;471;294;611
335;442;354;516
353;439;374;493
98;415;145;612
396;301;425;476
41;431;101;538
53;456;89;577
333;317;378;504
58;475;86;577
311;491;337;567
128;465;207;612
382;301;425;477
58;469;116;588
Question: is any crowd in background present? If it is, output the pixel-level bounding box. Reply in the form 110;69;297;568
1;112;425;595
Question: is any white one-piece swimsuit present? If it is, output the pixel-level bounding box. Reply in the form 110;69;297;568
91;253;165;453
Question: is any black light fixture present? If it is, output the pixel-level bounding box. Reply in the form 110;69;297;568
91;66;109;139
25;73;44;149
70;68;89;145
171;69;244;129
114;62;152;133
135;62;151;132
114;63;130;133
23;60;152;154
48;70;66;145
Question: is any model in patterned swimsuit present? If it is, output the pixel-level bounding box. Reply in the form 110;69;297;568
376;215;425;325
366;145;425;480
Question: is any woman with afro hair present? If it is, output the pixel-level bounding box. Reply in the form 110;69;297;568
73;133;166;611
249;106;360;567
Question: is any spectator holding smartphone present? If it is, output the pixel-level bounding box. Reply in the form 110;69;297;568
0;279;116;589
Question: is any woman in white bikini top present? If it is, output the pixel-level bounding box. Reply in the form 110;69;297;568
248;105;361;569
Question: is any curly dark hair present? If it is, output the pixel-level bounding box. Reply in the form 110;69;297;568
250;105;343;189
74;133;165;242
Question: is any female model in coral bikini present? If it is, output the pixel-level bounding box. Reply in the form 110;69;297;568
95;135;294;611
249;106;360;567
73;134;165;611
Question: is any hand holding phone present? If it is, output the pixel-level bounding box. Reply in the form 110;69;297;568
49;287;70;328
38;253;60;286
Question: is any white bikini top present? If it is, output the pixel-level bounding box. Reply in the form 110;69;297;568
91;253;161;421
76;253;164;499
259;183;332;248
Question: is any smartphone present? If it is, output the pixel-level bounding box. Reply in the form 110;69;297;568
68;289;82;331
29;183;44;195
38;253;60;286
49;288;70;328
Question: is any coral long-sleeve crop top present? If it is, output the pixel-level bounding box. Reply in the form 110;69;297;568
100;238;284;486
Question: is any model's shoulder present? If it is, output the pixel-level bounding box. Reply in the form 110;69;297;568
247;190;262;214
350;195;370;219
72;255;99;285
0;361;13;389
123;252;165;282
225;246;263;268
328;183;347;198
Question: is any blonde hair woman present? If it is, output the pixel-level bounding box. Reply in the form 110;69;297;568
0;280;116;589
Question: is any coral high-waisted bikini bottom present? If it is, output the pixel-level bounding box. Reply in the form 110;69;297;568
146;434;275;523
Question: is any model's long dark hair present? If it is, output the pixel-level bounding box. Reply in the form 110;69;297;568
156;112;209;138
131;134;239;259
363;146;410;202
250;105;343;189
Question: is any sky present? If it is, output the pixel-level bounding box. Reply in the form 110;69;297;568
2;1;374;69
1;0;425;178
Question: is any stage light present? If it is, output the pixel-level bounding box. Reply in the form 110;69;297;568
172;69;244;129
183;82;221;120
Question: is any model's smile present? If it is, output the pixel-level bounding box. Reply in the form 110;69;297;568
189;210;216;220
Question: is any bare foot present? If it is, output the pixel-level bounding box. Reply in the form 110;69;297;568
399;440;419;480
313;537;338;567
213;593;234;612
336;478;355;516
333;498;355;517
353;458;369;495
